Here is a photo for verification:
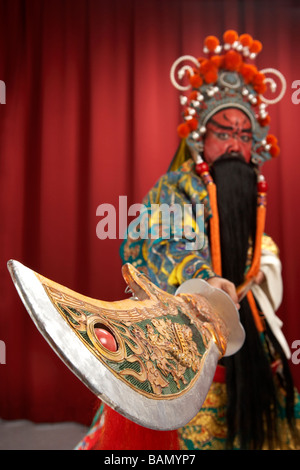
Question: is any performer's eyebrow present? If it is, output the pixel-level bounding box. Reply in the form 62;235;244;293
223;112;252;132
209;118;233;131
209;117;252;133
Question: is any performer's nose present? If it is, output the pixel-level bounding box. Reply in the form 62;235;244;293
227;136;241;154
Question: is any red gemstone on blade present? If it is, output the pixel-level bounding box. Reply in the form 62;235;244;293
94;328;117;352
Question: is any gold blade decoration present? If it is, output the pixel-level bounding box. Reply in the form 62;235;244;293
7;260;244;431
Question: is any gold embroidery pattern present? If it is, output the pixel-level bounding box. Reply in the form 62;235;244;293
178;382;227;450
178;380;300;450
35;263;228;400
261;234;280;257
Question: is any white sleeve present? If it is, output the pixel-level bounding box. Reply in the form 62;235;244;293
251;249;291;359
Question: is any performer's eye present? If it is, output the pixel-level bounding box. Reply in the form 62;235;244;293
216;132;230;140
241;134;252;142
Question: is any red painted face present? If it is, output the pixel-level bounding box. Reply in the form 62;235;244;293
203;108;253;164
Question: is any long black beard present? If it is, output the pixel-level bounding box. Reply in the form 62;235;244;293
209;156;298;450
210;156;257;286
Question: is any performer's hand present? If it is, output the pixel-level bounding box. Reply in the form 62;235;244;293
207;276;240;310
254;270;265;285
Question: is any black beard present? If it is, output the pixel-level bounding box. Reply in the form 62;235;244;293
206;154;298;450
210;155;257;287
210;155;282;449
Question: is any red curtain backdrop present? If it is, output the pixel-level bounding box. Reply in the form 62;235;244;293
1;0;300;425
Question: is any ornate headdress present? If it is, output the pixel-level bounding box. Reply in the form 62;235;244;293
170;30;286;166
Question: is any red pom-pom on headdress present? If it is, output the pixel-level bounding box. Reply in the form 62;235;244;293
240;63;258;84
250;40;263;54
239;34;253;48
204;35;220;52
269;144;280;157
210;55;224;68
252;72;267;94
223;30;239;44
189;90;199;101
204;69;219;84
199;59;219;83
266;134;278;145
177;123;191;138
187;118;199;131
259;115;271;126
224;50;242;71
200;59;214;74
189;73;203;88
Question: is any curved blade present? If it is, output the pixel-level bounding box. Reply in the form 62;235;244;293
7;260;244;431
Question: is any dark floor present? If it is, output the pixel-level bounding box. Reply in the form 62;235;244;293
0;418;88;450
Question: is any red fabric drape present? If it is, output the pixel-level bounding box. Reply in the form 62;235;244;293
1;0;300;425
94;407;180;450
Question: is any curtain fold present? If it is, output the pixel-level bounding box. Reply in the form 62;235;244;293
0;0;299;424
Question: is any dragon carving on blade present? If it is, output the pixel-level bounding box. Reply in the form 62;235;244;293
36;263;229;399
